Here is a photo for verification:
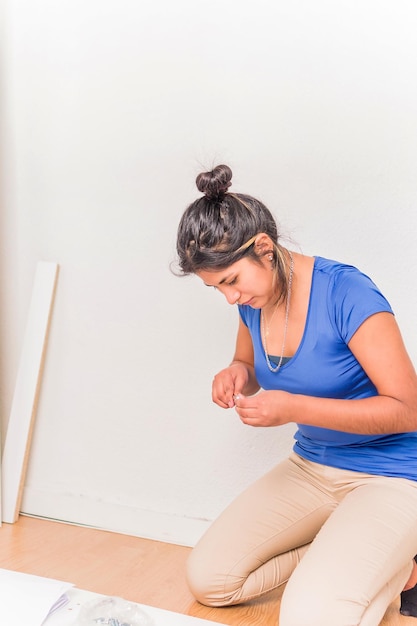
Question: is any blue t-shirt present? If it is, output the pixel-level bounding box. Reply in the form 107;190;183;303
238;256;417;480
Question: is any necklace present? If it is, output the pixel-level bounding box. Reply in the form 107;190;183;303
261;251;294;373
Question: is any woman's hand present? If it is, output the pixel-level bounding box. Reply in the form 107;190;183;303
233;390;291;427
212;363;250;409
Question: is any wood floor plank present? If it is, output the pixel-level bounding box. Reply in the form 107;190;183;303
0;515;414;625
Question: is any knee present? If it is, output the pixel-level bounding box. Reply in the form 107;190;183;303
186;547;240;607
280;586;360;626
186;554;215;606
280;597;329;626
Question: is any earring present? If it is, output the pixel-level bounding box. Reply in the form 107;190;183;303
268;254;273;261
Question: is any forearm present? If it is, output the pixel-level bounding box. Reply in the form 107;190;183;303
286;392;417;434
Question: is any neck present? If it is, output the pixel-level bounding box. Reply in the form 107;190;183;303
263;250;294;315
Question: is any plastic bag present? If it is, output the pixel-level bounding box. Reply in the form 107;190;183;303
76;595;154;626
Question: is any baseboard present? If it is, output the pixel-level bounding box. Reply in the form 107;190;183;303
20;486;211;547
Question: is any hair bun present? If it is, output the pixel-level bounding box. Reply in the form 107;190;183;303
196;164;232;200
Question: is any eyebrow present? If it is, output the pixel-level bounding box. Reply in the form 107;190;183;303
204;272;235;287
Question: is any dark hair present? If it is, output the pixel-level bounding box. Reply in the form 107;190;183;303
175;164;290;301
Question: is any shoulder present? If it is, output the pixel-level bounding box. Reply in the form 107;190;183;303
313;256;389;299
313;257;394;341
238;303;259;328
314;256;361;279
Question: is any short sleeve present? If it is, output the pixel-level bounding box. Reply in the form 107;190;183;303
329;267;393;344
238;305;250;327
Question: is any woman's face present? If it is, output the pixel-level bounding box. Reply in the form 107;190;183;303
197;256;275;308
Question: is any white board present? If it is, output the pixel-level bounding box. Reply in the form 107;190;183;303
1;261;59;523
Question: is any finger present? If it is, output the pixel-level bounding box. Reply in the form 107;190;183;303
233;394;259;411
232;393;245;406
213;381;235;409
222;384;235;408
236;410;260;426
212;391;232;409
212;394;231;409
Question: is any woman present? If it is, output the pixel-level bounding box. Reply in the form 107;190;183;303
175;164;417;625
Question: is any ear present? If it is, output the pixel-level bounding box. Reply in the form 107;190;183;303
254;233;274;256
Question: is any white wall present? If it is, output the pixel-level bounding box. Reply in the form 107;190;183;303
1;0;417;546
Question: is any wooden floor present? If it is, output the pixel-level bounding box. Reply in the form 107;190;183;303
0;515;414;625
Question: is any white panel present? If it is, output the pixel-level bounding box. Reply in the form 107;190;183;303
1;262;59;523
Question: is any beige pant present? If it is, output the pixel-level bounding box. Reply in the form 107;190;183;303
187;453;417;626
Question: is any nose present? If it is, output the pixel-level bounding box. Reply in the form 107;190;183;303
224;288;240;305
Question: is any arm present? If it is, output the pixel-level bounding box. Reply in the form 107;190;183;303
212;318;260;409
234;312;417;433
